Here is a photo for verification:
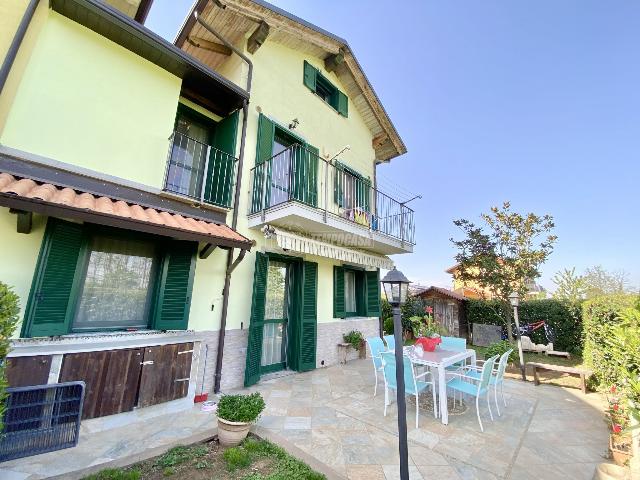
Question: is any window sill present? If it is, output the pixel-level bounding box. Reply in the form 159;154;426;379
10;330;201;357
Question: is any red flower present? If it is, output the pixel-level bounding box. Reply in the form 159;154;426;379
425;306;433;314
613;424;622;434
610;386;617;394
613;404;620;412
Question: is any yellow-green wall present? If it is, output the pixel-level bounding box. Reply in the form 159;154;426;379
0;210;46;337
0;11;181;190
216;38;379;332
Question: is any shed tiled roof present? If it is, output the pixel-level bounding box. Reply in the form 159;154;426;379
0;172;252;249
418;286;467;302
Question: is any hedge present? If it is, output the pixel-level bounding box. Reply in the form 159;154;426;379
1;282;20;434
582;294;638;388
466;298;583;354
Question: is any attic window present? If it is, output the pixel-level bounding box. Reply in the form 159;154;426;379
303;61;348;117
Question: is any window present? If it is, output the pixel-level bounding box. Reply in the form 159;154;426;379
23;219;197;338
333;266;381;319
303;61;348;117
73;235;158;331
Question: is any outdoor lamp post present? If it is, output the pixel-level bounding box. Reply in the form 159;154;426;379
509;291;526;381
381;267;411;480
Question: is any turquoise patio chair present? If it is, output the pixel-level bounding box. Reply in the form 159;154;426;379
464;349;513;417
446;354;499;432
380;351;437;428
440;336;467;371
383;334;396;351
366;336;387;397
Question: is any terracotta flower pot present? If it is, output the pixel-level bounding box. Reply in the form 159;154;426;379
217;417;252;447
609;434;632;466
415;336;441;352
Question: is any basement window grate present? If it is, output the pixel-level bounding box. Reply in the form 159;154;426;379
0;382;85;462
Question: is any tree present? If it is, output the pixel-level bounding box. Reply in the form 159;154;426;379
552;267;586;302
450;202;557;340
583;265;634;298
0;282;20;434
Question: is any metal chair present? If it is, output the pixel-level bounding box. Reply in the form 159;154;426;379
380;351;437;428
383;334;396;351
464;349;513;416
366;336;387;397
440;336;468;372
446;355;499;432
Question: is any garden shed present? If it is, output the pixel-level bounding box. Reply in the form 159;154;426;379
417;286;468;338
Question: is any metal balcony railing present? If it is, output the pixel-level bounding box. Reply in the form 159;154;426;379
249;144;415;244
163;131;238;209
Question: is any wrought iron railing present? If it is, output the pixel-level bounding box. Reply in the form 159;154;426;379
249;144;415;244
164;131;238;209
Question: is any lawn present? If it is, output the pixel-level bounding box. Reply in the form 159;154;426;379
469;344;587;390
83;436;325;480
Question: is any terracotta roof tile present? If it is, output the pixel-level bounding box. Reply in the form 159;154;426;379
0;172;251;249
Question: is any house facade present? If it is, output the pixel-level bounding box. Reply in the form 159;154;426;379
0;0;413;422
174;0;413;389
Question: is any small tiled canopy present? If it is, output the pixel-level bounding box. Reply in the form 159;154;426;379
0;172;252;250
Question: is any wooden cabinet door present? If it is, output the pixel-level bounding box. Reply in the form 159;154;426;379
6;356;52;387
60;348;143;419
137;343;193;408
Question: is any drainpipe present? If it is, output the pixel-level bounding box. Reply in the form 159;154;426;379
194;9;254;393
0;0;41;96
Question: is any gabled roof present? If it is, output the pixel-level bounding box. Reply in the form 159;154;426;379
175;0;407;163
418;286;467;302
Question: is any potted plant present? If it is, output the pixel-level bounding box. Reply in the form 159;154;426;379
216;392;265;447
412;306;444;352
607;386;632;466
343;330;366;358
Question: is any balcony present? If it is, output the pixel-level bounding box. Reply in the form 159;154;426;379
163;131;238;209
248;145;415;254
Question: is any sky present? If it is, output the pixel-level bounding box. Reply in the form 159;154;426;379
146;0;640;292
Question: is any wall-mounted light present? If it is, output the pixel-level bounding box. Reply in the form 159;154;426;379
288;118;299;130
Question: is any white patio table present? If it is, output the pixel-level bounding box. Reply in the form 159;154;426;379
403;346;477;425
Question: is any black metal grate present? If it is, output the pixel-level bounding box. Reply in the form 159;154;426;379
0;382;85;462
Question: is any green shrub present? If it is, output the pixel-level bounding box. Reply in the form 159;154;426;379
155;446;195;468
583;295;638;388
0;282;20;433
466;298;583;353
381;297;392;323
85;469;141;480
484;341;518;364
383;317;394;335
342;330;364;350
223;446;252;471
216;392;265;423
400;295;425;333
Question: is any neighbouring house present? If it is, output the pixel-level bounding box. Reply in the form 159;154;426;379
175;0;412;389
0;0;413;422
446;263;546;300
416;286;467;338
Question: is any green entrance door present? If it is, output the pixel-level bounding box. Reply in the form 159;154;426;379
260;261;290;373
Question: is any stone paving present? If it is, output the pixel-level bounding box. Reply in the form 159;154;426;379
0;359;611;480
242;359;611;480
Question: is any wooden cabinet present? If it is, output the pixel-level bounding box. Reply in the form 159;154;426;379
59;342;193;420
6;355;52;387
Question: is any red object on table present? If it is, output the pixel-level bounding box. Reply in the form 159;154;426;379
415;336;441;352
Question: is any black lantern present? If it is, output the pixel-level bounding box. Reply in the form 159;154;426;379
381;267;410;306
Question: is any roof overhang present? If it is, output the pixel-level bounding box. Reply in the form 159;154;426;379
50;0;249;116
175;0;406;162
0;172;253;250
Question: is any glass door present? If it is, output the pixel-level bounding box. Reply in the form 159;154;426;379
268;135;293;207
261;261;290;373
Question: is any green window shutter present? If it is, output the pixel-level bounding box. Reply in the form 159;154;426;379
24;219;84;337
244;252;269;387
206;110;239;208
333;265;345;318
251;114;275;213
303;60;317;91
337;90;348;117
153;241;197;331
365;269;381;317
299;261;318;371
357;177;371;212
292;144;318;207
